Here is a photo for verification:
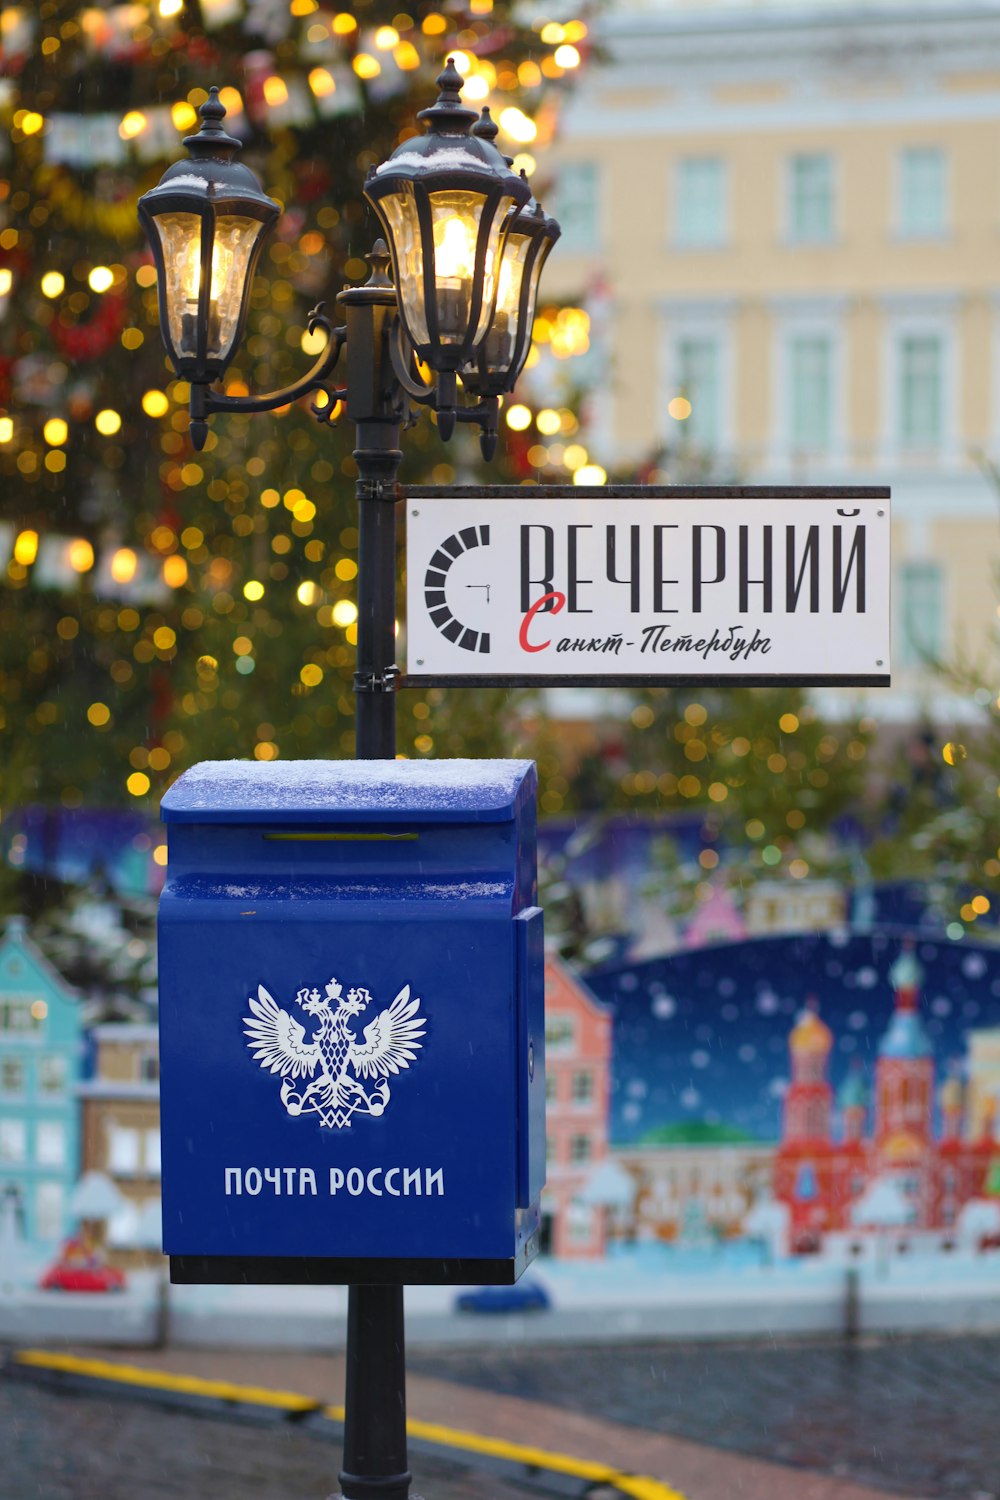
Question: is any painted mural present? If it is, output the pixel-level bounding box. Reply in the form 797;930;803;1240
577;927;1000;1261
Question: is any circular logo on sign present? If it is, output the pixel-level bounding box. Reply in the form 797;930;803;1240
423;524;491;653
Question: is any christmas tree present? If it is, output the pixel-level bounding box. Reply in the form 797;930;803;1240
0;0;592;854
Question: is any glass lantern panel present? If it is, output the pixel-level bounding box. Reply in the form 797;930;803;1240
478;229;531;376
210;215;266;360
378;185;428;345
427;190;485;346
470;191;520;347
155;210;263;363
154;210;205;360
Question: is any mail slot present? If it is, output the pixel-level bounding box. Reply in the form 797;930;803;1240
157;758;545;1285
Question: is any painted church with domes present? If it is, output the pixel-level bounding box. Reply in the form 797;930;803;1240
774;948;998;1253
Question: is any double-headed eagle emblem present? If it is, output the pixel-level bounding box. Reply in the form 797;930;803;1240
243;977;425;1129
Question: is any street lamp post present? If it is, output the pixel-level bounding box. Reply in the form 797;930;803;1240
139;63;559;1500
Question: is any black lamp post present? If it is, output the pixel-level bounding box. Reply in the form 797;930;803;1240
138;64;558;1500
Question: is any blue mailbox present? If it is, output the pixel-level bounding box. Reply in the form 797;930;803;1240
158;758;544;1285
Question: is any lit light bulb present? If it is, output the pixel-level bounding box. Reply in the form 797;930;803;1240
434;216;476;281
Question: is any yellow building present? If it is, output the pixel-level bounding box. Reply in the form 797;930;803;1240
77;1024;160;1263
966;1026;1000;1141
541;0;1000;711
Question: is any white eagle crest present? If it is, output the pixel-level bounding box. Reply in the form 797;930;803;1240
243;977;425;1129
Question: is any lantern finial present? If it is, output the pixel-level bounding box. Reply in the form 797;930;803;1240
416;58;477;134
183;86;242;161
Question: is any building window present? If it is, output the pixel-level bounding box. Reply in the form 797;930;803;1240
0;1119;27;1163
898;147;946;238
788;153;834;243
139;1050;159;1082
898;333;943;449
898;562;944;668
569;1133;592;1164
108;1198;140;1249
34;1180;65;1240
0;1057;25;1095
0;999;44;1035
36;1121;66;1167
545;1073;557;1103
552;162;599;252
676;336;721;450
788;334;833;452
567;1202;594;1244
144;1129;161;1176
571;1070;594;1105
545;1015;576;1054
108;1124;140;1174
675;157;726;247
37;1055;67;1096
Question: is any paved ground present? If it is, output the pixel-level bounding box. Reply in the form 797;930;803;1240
7;1332;999;1499
29;1340;947;1500
1;1374;531;1500
409;1333;1000;1500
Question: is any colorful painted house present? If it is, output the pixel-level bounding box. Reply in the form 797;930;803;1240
0;918;83;1250
78;1023;160;1264
542;954;612;1258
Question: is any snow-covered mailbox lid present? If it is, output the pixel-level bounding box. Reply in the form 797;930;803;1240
158;758;544;1286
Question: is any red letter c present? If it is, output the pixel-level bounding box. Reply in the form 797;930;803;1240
519;590;566;653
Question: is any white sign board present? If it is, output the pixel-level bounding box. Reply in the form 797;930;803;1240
405;489;890;686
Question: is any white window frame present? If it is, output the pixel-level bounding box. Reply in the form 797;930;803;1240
544;1015;577;1055
0;998;44;1037
768;298;846;473
552;160;601;254
34;1180;66;1241
107;1122;141;1175
897;558;946;671
37;1054;67;1097
673;155;727;249
896;145;948;240
569;1132;593;1164
571;1069;595;1106
660;299;734;457
144;1129;161;1177
786;151;836;245
0;1056;26;1096
0;1118;27;1163
35;1120;67;1168
880;296;958;467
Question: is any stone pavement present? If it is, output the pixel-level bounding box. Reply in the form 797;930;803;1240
411;1334;1000;1499
65;1342;931;1500
1;1374;530;1500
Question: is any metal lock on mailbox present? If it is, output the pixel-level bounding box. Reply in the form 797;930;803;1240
158;758;545;1285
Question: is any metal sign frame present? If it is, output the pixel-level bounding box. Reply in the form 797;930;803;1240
401;485;891;690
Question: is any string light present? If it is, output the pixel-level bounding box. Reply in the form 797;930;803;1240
67;540;95;574
0;6;606;835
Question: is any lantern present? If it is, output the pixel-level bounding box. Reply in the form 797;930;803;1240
137;88;279;384
462;115;560;397
364;60;531;375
